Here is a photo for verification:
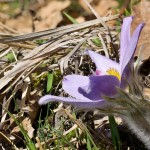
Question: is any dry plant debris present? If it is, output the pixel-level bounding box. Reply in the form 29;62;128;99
3;0;71;32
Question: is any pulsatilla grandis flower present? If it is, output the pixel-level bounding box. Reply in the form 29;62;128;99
39;17;144;109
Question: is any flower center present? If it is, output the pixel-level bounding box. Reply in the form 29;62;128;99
106;68;121;80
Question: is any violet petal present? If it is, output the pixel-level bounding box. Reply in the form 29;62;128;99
120;23;144;74
120;16;133;64
78;75;120;100
38;95;107;109
62;75;90;100
86;50;119;74
120;64;131;88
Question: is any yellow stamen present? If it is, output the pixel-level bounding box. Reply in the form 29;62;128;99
106;68;121;80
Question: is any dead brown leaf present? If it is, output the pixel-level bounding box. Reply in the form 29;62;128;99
33;0;71;31
22;90;41;122
5;12;33;33
4;0;70;33
92;0;118;16
79;0;118;16
132;0;150;60
11;117;34;139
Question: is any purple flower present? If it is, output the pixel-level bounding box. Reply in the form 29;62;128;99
39;17;144;109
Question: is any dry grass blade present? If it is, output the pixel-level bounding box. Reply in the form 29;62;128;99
0;15;118;43
82;0;100;19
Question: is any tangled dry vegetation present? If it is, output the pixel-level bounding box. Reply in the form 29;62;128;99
0;14;123;149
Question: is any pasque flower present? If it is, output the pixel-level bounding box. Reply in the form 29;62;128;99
39;17;144;109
